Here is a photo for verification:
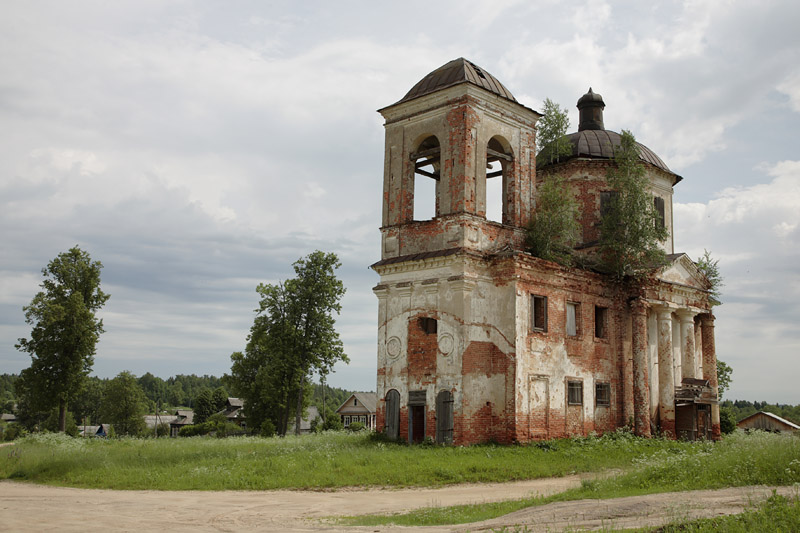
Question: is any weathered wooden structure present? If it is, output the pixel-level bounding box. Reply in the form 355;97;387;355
737;411;800;433
372;58;719;444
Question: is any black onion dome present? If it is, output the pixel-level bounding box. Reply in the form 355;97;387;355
396;58;517;105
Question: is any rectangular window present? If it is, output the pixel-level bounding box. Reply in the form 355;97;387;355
531;295;548;332
654;196;666;230
566;302;580;337
595;306;608;338
419;317;437;334
568;381;583;405
596;383;611;406
600;190;619;219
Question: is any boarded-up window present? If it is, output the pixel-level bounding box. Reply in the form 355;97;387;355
654;196;665;230
385;389;400;440
419;317;437;335
595;306;608;338
435;390;454;444
595;382;611;406
531;295;548;332
568;381;583;405
600;191;619;219
566;302;579;336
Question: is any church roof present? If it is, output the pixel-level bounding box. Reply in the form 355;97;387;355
563;129;673;174
395;58;517;105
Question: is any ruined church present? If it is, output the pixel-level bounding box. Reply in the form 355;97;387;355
371;58;719;444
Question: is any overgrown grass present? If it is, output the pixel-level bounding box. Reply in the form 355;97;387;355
2;428;687;491
341;431;800;527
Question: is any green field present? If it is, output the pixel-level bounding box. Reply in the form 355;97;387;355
2;429;799;530
2;429;693;490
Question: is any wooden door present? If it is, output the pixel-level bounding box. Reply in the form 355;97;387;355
385;389;400;440
436;390;454;444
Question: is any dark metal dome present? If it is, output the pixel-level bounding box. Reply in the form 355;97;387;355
396;58;517;105
563;129;672;173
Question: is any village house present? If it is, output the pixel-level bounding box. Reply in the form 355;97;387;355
372;58;719;445
737;411;800;433
169;409;194;437
336;393;377;430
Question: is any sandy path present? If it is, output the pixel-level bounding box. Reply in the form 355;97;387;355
0;477;796;532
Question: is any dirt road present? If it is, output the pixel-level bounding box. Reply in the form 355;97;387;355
0;477;796;532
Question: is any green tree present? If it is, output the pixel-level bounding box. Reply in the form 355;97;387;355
536;98;573;165
598;130;669;279
71;376;106;426
716;359;733;400
696;249;724;305
525;175;580;265
211;386;228;412
101;371;147;436
228;251;348;436
15;246;110;432
193;389;215;425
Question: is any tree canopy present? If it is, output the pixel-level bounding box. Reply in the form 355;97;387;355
535;98;572;166
15;246;109;432
101;371;147;436
598;130;669;279
227;251;348;436
525;175;580;265
696;249;724;305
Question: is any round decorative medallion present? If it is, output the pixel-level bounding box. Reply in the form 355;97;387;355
438;333;454;356
386;336;401;359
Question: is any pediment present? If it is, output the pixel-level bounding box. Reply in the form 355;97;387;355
656;253;710;290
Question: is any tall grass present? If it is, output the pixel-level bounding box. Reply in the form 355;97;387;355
342;431;800;527
3;429;688;491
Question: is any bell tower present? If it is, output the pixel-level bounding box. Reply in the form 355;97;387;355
377;58;541;261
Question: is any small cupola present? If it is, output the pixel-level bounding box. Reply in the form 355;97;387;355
577;87;605;131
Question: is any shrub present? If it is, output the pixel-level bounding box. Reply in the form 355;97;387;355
347;421;365;432
2;422;26;441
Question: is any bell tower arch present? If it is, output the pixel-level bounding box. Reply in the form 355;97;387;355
377;58;541;261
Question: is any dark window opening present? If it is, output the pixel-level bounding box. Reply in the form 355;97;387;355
419;317;437;335
568;381;583;405
654;196;665;230
531;295;548;332
411;136;440;221
595;306;608;338
600;190;619;219
596;383;611;406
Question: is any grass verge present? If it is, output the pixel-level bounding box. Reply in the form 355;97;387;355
3;428;686;490
340;431;800;527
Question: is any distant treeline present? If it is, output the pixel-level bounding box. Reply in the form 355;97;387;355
721;399;800;426
1;372;357;416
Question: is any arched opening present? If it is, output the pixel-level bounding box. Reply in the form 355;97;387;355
485;136;513;224
411;135;440;221
435;390;454;444
384;389;400;440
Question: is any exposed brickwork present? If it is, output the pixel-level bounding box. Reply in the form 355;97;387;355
407;314;438;381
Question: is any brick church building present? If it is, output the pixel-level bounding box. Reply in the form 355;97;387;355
371;58;719;445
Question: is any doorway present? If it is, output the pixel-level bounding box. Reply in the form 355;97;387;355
409;405;426;443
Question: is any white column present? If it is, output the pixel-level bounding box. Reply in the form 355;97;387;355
677;310;697;381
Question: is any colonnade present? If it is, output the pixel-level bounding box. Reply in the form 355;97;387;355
630;300;720;439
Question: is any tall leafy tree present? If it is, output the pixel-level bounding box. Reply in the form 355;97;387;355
599;130;669;279
228;251;348;436
536;98;573;165
525;175;580;265
102;371;146;436
193;389;215;425
16;246;110;432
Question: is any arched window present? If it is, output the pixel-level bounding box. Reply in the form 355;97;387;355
485;136;513;223
411;136;440;221
384;389;400;440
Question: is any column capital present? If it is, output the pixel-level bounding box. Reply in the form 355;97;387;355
654;305;674;321
699;312;716;327
676;309;697;323
630;298;649;314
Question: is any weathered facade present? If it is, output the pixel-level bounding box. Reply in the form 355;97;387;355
372;58;719;445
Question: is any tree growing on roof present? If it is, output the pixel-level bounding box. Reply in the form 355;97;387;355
525;174;580;266
15;246;110;432
696;249;724;304
598;130;669;279
535;98;573;166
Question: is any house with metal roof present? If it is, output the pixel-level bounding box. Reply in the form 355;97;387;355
737;411;800;433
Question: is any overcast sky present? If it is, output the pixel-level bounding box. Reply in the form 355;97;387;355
1;1;799;403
